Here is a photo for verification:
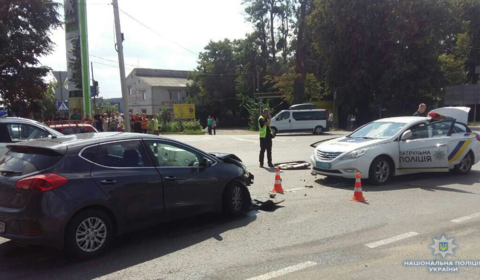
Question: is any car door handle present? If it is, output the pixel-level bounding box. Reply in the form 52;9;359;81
100;179;117;185
436;143;447;147
164;176;177;181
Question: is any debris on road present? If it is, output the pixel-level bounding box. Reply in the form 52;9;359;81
251;199;285;212
305;185;313;188
275;161;311;170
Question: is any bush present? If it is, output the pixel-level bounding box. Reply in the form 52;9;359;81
159;119;203;134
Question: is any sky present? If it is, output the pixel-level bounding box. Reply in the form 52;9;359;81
40;0;252;98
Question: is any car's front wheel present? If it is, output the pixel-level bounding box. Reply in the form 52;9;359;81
65;209;114;259
223;182;251;217
368;156;393;185
454;151;473;175
314;126;324;135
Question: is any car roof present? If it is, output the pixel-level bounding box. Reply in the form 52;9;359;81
7;132;167;152
375;116;427;123
0;117;45;125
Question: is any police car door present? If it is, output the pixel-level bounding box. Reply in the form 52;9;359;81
447;122;476;166
398;120;453;172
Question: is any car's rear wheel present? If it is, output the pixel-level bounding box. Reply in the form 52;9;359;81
223;182;251;217
314;126;324;135
65;209;113;259
369;156;392;185
454;151;473;175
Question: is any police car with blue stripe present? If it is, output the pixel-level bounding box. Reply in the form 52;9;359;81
311;107;480;185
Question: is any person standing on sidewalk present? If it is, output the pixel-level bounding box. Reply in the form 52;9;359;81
258;108;274;168
141;113;149;133
212;118;217;135
413;103;427;116
207;115;213;135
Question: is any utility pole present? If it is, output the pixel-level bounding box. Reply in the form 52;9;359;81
112;0;131;132
91;62;97;113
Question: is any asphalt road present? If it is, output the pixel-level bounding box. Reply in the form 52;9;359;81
1;131;480;280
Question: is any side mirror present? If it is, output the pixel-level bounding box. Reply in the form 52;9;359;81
401;130;412;141
203;158;212;168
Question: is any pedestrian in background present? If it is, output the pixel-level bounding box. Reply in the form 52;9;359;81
207;115;213;135
133;113;142;133
70;108;81;120
93;108;104;132
212;118;217;135
328;111;334;130
141;113;149;133
102;113;109;132
115;112;124;132
413;103;427;116
152;114;159;135
215;117;219;128
258;108;274;168
83;114;92;124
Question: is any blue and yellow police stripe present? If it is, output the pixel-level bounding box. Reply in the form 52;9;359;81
448;140;472;164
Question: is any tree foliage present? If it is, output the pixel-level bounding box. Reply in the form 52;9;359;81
0;0;61;116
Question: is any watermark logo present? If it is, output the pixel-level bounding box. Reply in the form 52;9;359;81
430;235;457;258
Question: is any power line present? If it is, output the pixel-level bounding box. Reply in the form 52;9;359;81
91;61;134;70
118;9;200;57
90;54;138;67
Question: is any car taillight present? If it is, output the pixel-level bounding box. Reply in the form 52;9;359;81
15;173;68;193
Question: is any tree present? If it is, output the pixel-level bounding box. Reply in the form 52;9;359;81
33;81;58;121
0;0;61;116
293;0;307;104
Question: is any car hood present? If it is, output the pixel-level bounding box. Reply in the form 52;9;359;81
209;152;242;162
316;137;388;153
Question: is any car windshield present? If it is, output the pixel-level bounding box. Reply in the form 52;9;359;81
349;121;408;139
38;122;63;136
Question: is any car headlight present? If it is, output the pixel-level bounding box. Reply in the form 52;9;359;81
339;147;370;160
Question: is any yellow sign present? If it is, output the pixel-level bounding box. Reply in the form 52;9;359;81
174;104;195;119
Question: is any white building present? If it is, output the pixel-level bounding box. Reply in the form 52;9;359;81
126;68;189;115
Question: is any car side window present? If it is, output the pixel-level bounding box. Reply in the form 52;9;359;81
81;145;98;162
410;121;453;140
145;140;201;167
276;112;290;121
94;140;151;168
6;124;49;141
452;123;467;134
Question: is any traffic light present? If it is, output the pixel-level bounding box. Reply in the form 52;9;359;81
91;80;99;97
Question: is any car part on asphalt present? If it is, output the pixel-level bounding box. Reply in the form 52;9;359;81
275;161;311;170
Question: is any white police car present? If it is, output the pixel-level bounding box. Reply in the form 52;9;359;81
311;107;480;185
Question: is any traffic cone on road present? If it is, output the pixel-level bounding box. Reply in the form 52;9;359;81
270;167;285;194
350;172;367;202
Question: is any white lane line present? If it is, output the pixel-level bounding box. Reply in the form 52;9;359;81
451;212;480;223
285;187;305;192
229;137;258;143
246;261;317;280
365;232;419;249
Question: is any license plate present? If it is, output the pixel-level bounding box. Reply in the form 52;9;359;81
316;161;331;169
0;221;5;234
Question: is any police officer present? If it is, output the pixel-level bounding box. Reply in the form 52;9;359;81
413;103;426;116
258;108;274;168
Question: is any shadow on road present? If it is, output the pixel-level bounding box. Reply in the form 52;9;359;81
0;212;257;279
314;171;480;194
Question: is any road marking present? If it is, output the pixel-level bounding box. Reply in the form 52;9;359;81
285;187;305;192
451;213;480;223
246;261;317;280
229;137;258;143
365;232;419;248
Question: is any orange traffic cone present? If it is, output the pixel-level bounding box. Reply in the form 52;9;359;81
270;167;285;194
350;172;367;202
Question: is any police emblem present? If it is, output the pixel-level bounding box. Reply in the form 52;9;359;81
430;235;457;258
433;150;446;161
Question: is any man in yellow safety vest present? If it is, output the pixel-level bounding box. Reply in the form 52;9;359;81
258;108;274;168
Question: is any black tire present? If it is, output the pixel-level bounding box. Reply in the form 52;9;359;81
314;126;324;135
453;151;473;175
65;209;114;260
223;182;251;217
368;156;393;185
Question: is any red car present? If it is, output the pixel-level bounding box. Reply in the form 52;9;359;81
47;121;98;135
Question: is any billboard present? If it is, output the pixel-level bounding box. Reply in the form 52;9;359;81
64;0;91;116
174;104;195;119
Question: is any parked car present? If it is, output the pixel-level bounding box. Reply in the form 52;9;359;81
310;107;480;185
270;109;328;135
48;122;98;135
0;117;63;157
0;133;254;259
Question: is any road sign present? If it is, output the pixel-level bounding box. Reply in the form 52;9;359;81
57;101;69;112
174;104;195;119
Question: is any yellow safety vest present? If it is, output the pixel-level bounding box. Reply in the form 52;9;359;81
258;116;267;138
